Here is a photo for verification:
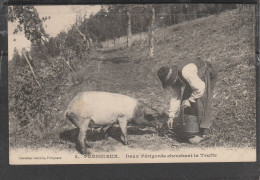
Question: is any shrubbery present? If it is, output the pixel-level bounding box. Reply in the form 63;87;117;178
8;46;83;147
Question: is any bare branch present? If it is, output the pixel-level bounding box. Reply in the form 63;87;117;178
22;50;42;88
74;25;86;41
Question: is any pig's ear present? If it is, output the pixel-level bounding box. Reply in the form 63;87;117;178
143;106;154;115
133;101;145;120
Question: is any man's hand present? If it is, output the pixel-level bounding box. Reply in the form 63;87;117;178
167;117;174;129
181;99;191;109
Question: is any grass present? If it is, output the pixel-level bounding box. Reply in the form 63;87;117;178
9;7;256;152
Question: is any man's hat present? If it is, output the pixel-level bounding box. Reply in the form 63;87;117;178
157;66;178;89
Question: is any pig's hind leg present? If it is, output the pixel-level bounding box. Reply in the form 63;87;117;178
118;116;129;145
77;117;91;154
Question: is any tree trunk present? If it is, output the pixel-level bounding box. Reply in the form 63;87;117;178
217;4;222;15
194;4;197;19
75;25;86;41
160;6;166;28
173;10;176;24
149;7;155;58
168;6;172;25
198;4;202;18
87;36;93;48
127;11;132;47
38;39;51;65
74;25;93;49
237;4;243;10
180;4;183;22
22;51;41;88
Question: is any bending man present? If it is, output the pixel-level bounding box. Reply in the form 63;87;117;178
157;57;218;144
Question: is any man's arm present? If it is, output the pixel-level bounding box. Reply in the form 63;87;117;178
168;86;182;118
182;63;205;103
167;86;182;129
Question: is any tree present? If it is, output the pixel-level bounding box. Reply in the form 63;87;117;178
126;11;132;47
105;4;133;47
71;6;93;49
12;48;24;66
8;6;51;65
149;6;155;58
22;49;41;87
47;37;60;57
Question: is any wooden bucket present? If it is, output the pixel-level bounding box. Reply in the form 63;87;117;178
183;114;200;137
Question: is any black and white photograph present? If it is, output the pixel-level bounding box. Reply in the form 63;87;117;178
8;4;256;164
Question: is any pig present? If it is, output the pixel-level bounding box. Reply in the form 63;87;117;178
64;91;163;154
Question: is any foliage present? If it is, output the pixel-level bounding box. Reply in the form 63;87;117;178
9;67;46;127
9;55;74;145
8;6;77;144
81;4;237;43
11;48;25;67
8;6;50;45
47;37;60;57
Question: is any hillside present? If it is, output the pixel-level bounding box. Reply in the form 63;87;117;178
9;7;256;152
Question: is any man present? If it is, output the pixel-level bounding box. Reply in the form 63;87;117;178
157;57;218;144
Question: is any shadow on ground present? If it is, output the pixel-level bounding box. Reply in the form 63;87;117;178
159;121;188;143
60;125;160;153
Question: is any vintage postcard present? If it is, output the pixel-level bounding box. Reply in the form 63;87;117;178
8;4;256;165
